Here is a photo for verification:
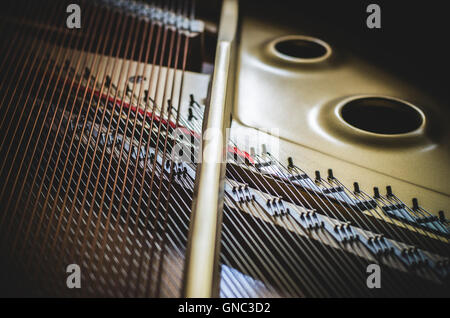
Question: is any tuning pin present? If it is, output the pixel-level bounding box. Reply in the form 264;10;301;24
353;182;360;194
315;171;321;182
327;169;334;180
250;147;255;158
189;94;195;106
439;211;445;223
261;144;267;155
288;157;294;169
373;187;380;198
412;198;419;210
386;186;393;197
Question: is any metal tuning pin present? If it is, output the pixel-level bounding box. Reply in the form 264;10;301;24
250;147;256;158
327;169;334;180
315;170;321;182
353;182;360;194
412;198;419;210
386;185;393;197
261;144;267;155
287;157;294;169
373;187;380;199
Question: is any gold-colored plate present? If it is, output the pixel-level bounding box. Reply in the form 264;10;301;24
230;16;450;216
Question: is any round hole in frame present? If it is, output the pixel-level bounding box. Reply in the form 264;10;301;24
272;35;332;63
340;97;424;135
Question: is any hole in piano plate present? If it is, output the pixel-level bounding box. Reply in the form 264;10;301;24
340;97;424;135
271;35;331;63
